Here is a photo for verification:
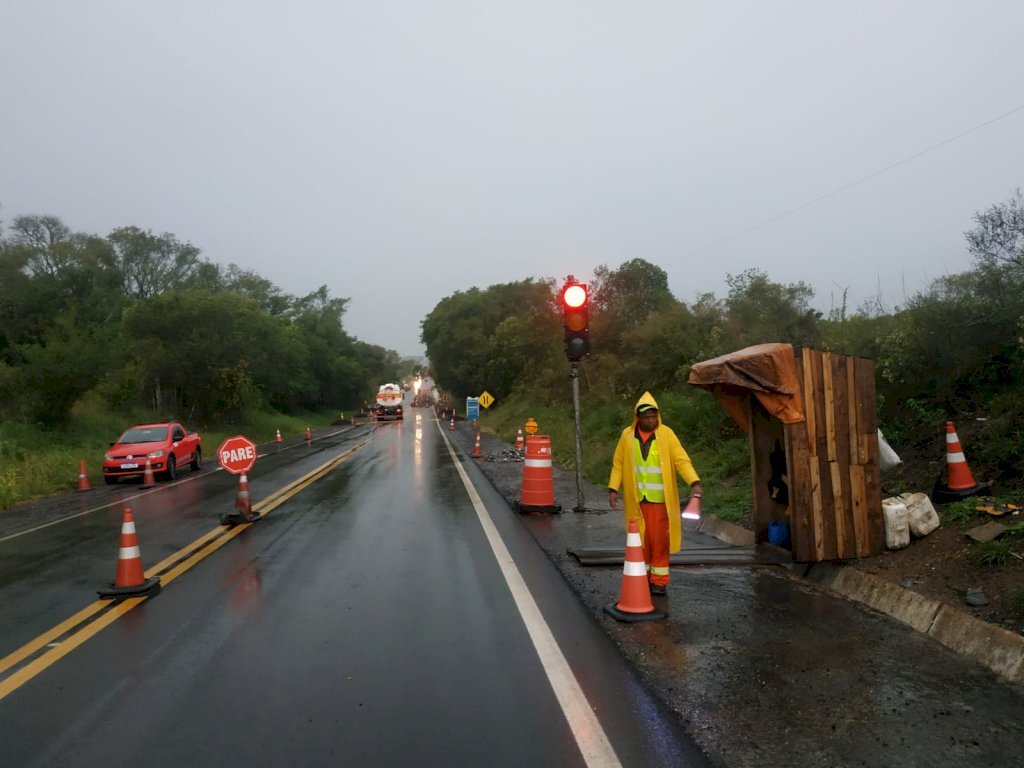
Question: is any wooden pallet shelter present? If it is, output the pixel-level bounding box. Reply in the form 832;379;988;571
688;343;885;563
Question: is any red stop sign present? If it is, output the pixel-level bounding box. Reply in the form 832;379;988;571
217;435;258;475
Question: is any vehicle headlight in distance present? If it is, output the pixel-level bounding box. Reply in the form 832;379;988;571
104;453;113;461
147;449;165;458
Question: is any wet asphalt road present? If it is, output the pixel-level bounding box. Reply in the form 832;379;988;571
0;413;708;767
451;421;1024;768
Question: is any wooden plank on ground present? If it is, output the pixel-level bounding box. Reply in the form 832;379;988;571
567;547;762;566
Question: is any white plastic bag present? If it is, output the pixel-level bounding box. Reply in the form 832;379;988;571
878;429;902;473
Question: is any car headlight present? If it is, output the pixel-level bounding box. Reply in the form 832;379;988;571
104;453;113;461
147;449;165;458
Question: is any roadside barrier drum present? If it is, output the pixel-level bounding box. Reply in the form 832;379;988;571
515;435;561;513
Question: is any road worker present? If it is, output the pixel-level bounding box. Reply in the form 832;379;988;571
608;392;702;595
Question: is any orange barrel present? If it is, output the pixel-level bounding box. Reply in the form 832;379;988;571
516;435;562;513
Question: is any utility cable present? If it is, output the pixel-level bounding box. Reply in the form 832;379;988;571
689;102;1024;257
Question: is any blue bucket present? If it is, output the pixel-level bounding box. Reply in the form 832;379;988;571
767;521;791;549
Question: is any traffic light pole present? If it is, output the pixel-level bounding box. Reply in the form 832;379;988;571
570;361;586;512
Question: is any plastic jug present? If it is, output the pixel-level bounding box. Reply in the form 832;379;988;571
882;498;910;549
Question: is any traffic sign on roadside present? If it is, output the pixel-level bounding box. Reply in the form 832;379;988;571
217;435;258;475
479;391;495;409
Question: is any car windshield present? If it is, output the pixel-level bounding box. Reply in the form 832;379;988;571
119;426;168;444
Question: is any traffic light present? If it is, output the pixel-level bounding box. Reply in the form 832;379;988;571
561;281;589;361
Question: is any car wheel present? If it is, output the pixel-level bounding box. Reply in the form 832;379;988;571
190;447;202;471
164;455;177;481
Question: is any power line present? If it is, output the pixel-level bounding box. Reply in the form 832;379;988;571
689;102;1024;257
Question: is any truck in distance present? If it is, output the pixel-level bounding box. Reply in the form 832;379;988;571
375;383;404;421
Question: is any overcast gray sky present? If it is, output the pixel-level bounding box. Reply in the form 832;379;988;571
2;2;1022;357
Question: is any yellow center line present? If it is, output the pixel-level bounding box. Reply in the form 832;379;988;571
0;602;110;677
0;438;369;701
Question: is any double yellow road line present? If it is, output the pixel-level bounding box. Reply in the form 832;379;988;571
0;439;368;701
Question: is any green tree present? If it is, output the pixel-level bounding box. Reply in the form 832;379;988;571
722;268;821;348
108;226;203;299
122;290;315;420
966;189;1024;269
422;279;555;399
589;258;676;356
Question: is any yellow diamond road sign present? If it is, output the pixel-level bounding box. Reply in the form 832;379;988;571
478;391;495;409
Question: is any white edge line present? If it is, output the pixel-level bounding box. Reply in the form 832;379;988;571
437;422;622;768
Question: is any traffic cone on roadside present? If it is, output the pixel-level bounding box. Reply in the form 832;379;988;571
75;460;92;492
221;473;257;525
98;507;161;598
932;421;989;503
142;459;156;486
515;428;525;452
681;495;702;521
275;429;282;443
305;426;312;442
604;519;666;623
449;416;455;431
472;432;482;458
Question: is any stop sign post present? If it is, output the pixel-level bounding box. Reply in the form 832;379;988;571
218;435;258;475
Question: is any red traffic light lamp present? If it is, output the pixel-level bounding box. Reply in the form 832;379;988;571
561;280;590;361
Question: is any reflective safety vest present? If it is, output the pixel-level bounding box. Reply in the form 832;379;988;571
632;437;665;503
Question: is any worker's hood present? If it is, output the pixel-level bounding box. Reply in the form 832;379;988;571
632;391;661;428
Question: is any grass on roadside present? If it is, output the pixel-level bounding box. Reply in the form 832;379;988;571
0;406;347;509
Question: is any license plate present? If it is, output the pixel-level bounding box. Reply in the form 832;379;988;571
121;462;139;469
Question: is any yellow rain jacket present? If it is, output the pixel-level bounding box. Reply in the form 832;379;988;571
608;392;700;553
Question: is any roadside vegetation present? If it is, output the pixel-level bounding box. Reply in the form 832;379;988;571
0;214;416;507
424;190;1024;524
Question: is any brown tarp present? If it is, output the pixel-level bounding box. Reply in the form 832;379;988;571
687;343;805;431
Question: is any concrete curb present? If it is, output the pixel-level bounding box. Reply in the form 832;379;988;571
697;512;1023;686
806;562;1024;686
696;513;756;546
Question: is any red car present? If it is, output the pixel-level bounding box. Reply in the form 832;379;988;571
102;422;202;484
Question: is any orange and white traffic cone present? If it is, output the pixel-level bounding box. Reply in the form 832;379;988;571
75;460;92;492
472;432;482;458
222;473;257;525
275;429;282;443
142;459;156;486
515;428;525;452
305;426;312;442
932;421;988;503
98;507;161;598
681;495;702;521
604;518;666;622
449;416;455;431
